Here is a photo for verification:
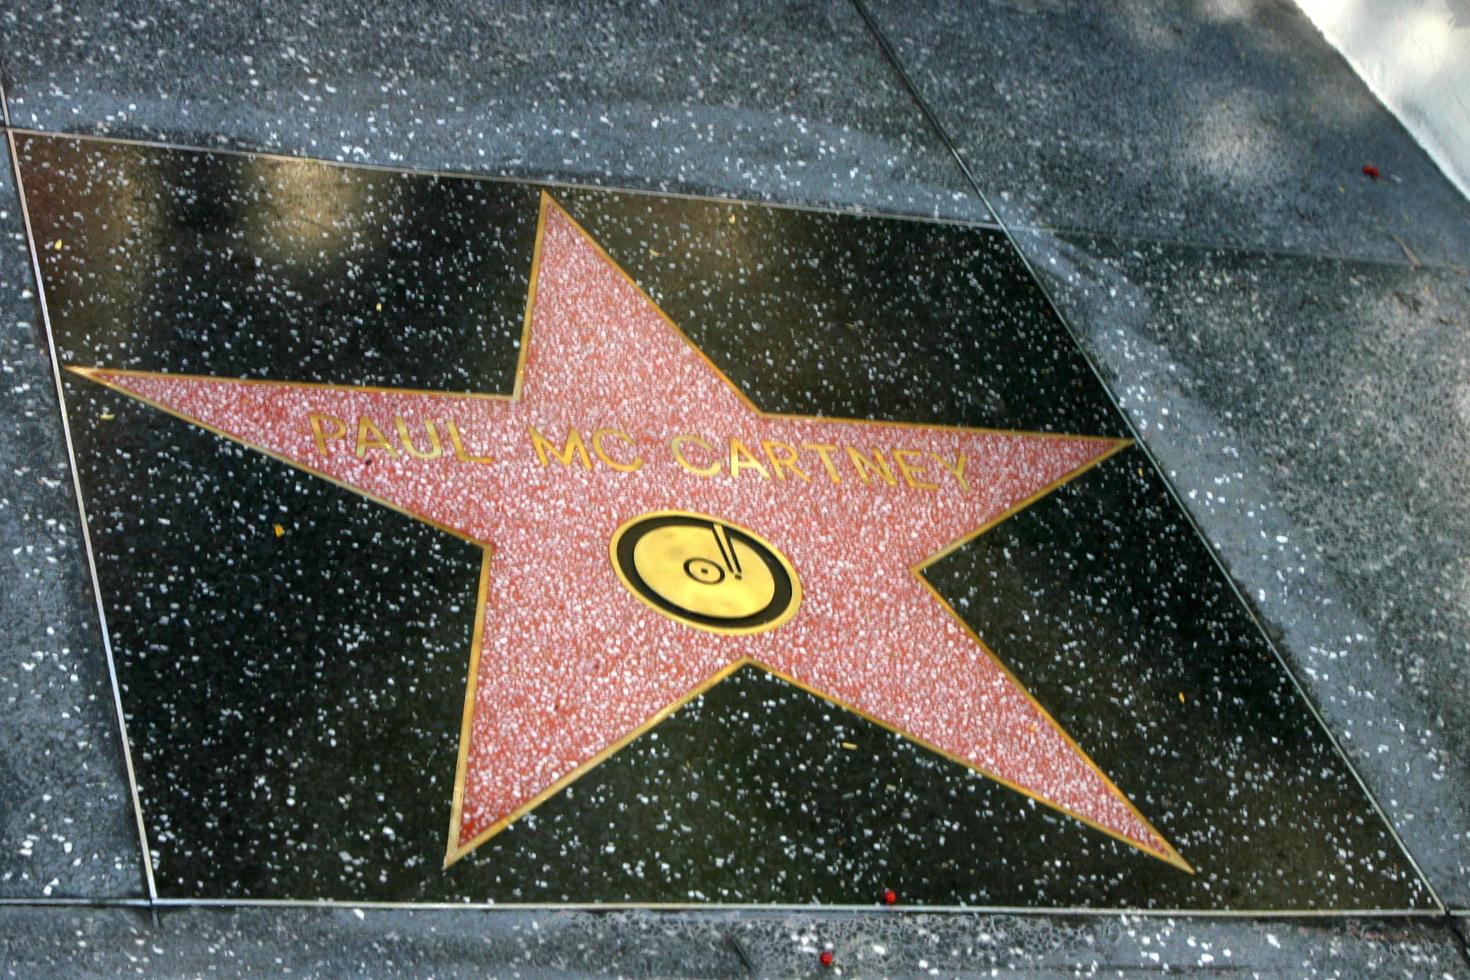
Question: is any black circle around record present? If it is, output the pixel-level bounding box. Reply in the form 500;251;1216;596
613;513;797;632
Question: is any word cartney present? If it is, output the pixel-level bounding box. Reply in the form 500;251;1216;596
528;425;972;494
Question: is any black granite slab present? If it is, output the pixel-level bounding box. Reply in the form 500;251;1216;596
1016;225;1470;907
0;136;144;898
0;0;986;222
12;132;1434;909
863;0;1470;268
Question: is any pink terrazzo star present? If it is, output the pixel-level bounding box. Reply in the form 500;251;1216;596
71;193;1189;872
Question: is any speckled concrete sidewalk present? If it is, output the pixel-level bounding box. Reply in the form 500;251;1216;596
2;1;1468;975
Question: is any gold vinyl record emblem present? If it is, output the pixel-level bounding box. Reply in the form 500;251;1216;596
610;511;802;635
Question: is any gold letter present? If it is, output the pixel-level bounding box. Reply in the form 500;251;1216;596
801;442;843;484
355;416;399;458
845;446;896;486
671;435;721;477
309;413;346;457
447;420;494;464
892;448;938;491
728;438;771;480
761;440;811;482
528;424;590;469
932;451;970;493
395;416;444;460
592;428;643;472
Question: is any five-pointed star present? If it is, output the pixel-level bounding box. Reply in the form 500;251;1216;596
71;193;1188;872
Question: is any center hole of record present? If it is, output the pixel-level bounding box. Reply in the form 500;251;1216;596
683;557;728;584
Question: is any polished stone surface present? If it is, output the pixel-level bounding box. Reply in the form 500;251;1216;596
864;0;1470;267
0;137;143;899
65;202;1148;871
0;0;986;221
1018;227;1470;906
0;906;1466;978
13;133;1431;909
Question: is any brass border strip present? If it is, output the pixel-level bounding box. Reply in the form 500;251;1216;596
136;895;1447;916
443;549;495;867
0;894;1443;915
